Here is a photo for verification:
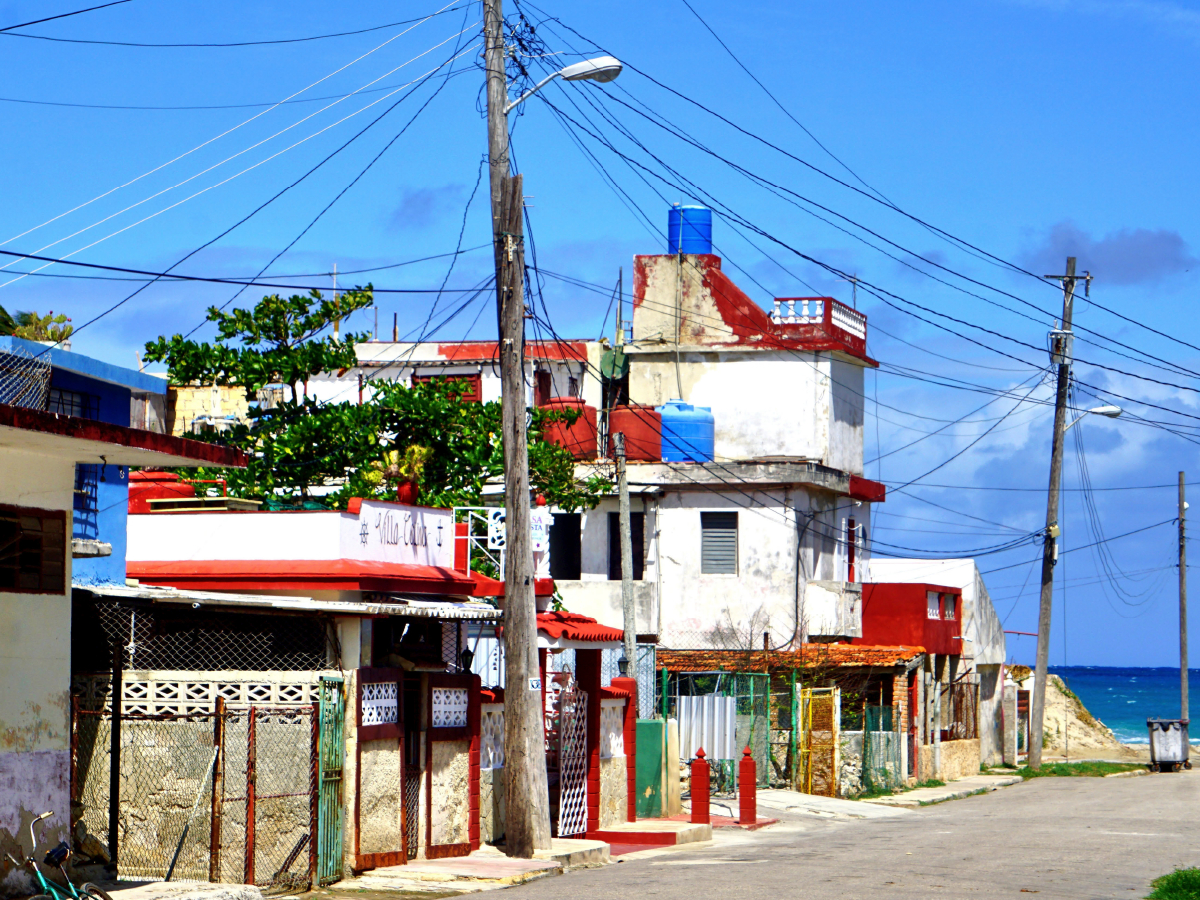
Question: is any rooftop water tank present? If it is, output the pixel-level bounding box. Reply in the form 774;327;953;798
540;396;598;460
668;204;712;255
128;471;195;514
608;404;662;462
657;399;714;463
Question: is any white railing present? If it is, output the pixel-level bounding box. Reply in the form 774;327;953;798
830;301;867;340
481;702;505;769
770;297;825;325
600;699;626;759
454;506;503;576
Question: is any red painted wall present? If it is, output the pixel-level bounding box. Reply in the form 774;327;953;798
856;583;962;656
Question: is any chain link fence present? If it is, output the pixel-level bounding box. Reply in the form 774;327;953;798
72;704;317;892
0;344;51;409
76;597;337;672
861;705;904;794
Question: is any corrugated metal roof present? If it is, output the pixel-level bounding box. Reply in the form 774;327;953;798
656;644;925;672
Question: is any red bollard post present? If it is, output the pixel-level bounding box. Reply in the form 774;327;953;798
738;747;757;826
690;748;710;824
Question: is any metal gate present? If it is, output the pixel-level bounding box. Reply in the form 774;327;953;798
555;684;588;837
316;677;344;885
797;687;837;797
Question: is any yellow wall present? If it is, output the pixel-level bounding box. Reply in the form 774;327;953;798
165;384;252;437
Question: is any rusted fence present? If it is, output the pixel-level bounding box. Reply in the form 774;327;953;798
72;701;318;891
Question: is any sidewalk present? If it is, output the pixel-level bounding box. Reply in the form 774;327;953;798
862;774;1024;808
107;884;262;900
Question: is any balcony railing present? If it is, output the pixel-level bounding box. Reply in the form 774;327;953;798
769;297;867;355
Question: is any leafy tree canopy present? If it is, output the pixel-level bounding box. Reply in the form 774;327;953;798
144;290;606;512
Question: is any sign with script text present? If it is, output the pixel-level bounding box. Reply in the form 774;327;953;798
340;499;454;568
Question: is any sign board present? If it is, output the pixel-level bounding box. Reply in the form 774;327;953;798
486;506;554;552
340;499;454;568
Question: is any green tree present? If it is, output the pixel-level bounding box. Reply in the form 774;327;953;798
144;290;606;511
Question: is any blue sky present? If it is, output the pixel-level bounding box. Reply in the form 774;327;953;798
1;0;1199;667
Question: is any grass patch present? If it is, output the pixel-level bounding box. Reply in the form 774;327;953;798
1014;760;1141;778
1146;867;1200;899
915;778;945;788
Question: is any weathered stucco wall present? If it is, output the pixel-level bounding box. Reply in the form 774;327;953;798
918;739;980;783
598;758;627;828
429;740;470;848
0;451;74;897
359;739;403;858
480;767;505;844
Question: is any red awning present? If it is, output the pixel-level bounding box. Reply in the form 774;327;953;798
128;558;476;595
537;611;624;643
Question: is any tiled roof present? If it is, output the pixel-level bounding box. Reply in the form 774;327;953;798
536;611;624;643
656;644;925;673
601;685;633;700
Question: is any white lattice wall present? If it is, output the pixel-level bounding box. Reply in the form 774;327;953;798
72;670;334;714
600;699;625;759
481;703;504;769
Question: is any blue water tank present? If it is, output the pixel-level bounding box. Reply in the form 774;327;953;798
667;204;713;255
657;399;715;462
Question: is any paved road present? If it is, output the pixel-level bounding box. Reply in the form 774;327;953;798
505;773;1200;900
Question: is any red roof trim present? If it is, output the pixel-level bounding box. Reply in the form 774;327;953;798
536;611;624;643
432;341;588;362
656;645;925;672
128;558;475;595
0;402;247;467
468;570;556;598
848;475;886;503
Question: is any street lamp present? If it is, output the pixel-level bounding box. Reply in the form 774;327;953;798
505;55;624;113
1064;404;1122;433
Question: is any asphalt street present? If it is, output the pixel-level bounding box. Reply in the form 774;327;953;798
503;772;1200;899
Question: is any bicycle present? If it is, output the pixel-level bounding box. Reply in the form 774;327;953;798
4;812;113;900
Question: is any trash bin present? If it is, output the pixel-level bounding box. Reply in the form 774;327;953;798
1147;718;1191;772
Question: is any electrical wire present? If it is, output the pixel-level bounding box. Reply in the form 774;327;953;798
2;5;471;47
0;0;129;33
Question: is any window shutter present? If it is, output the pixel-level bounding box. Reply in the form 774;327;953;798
701;512;738;574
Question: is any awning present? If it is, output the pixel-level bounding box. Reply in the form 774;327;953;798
537;610;623;650
78;582;502;620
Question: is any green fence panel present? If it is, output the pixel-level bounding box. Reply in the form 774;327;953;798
635;719;665;819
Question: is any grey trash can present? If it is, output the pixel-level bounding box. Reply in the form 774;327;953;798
1147;718;1191;772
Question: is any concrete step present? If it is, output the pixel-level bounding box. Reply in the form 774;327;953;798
534;838;611;869
587;819;712;846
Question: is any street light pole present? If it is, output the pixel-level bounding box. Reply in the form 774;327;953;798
484;0;551;856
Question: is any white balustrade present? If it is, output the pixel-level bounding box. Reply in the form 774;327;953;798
481;703;505;768
600;699;626;759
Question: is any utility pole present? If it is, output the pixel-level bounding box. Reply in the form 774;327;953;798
484;0;551;856
1180;472;1189;724
1030;256;1078;770
615;432;636;672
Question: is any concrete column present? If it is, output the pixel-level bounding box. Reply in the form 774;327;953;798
1002;679;1018;766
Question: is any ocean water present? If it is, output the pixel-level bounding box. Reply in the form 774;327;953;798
1049;666;1200;744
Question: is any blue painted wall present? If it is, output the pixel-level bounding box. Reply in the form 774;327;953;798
1;337;164;585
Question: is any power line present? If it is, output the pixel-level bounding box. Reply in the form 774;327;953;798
1;4;470;47
0;0;129;33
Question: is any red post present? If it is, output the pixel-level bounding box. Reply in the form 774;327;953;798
738;747;756;826
690;748;710;825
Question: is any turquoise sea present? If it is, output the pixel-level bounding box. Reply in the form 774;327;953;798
1050;666;1200;744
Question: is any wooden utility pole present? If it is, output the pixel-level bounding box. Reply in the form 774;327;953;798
485;0;551;856
615;433;637;670
1180;472;1189;724
1030;257;1078;770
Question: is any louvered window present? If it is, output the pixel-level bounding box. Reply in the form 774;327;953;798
700;511;738;574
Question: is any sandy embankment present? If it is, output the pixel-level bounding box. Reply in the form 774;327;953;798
1011;668;1148;763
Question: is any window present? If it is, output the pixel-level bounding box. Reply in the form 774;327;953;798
549;513;582;580
927;591;941;620
411;372;482;402
47;388;98;420
607;512;644;581
700;511;738;575
0;505;66;594
942;594;957;620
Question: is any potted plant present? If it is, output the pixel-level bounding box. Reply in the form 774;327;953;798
12;310;73;350
366;445;430;504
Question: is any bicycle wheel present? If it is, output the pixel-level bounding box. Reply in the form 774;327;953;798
29;894;54;900
81;883;114;900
